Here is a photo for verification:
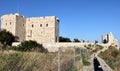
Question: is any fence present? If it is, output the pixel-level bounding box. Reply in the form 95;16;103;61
0;46;90;71
53;46;90;71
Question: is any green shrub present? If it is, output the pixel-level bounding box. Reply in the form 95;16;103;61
82;53;91;66
59;36;71;42
70;65;78;71
111;50;119;58
96;44;103;49
11;40;45;52
92;44;104;53
73;38;80;42
88;44;91;47
10;46;18;50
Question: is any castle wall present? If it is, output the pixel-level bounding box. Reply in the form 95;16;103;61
15;14;26;42
12;42;89;52
102;35;108;43
102;32;119;49
55;18;59;42
1;13;59;44
44;16;59;43
26;17;45;43
25;16;59;44
1;14;16;35
43;42;91;52
108;32;115;44
1;13;26;42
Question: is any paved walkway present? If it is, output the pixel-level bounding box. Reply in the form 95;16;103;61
96;46;113;71
97;56;113;71
81;46;113;71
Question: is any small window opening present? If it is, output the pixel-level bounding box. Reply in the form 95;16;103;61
46;24;48;27
32;24;34;27
40;24;42;27
56;36;57;42
10;22;11;25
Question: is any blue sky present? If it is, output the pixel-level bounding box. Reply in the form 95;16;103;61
0;0;120;42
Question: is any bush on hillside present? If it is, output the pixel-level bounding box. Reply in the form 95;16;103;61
92;44;104;53
0;30;15;46
96;44;103;49
108;46;119;58
73;38;80;42
59;36;71;42
82;53;91;66
11;40;45;52
88;44;92;47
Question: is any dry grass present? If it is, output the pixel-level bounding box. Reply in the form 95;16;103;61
99;46;120;71
90;44;103;54
0;50;58;71
0;49;81;71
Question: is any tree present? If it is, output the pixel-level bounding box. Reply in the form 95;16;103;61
95;40;98;44
83;40;85;43
0;30;15;46
59;36;71;42
73;38;80;42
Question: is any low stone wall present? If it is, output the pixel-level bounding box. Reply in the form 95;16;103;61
43;42;92;52
13;42;96;52
12;42;21;46
44;42;93;47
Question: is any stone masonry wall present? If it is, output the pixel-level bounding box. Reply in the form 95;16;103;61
1;13;26;42
1;13;59;44
1;14;16;35
15;13;26;42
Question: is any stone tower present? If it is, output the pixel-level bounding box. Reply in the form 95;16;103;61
1;13;26;42
102;34;108;43
26;16;59;44
108;32;115;44
44;16;59;43
102;32;119;49
1;13;59;44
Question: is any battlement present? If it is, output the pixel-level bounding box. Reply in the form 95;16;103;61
1;13;25;18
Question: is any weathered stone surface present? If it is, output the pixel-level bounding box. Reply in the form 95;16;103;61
102;32;119;49
1;13;59;44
